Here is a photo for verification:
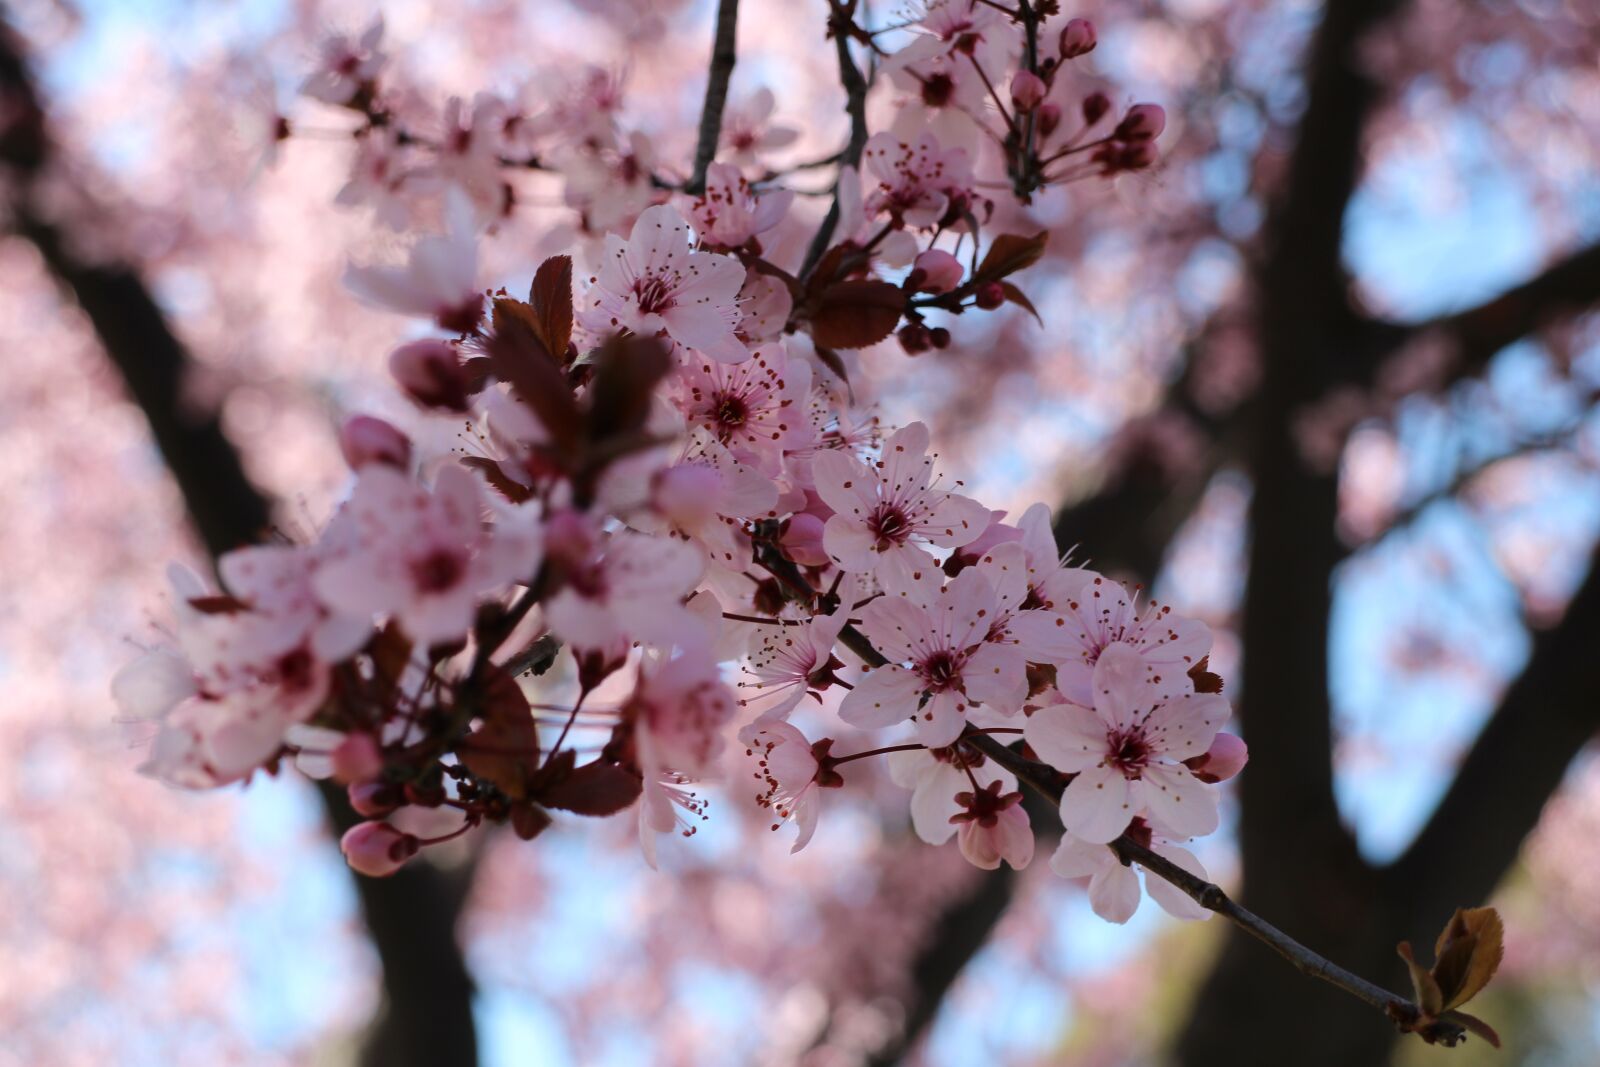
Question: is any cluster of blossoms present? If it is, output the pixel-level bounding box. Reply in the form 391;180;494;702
115;1;1243;926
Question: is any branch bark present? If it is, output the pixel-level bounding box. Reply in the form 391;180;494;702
799;0;872;278
684;0;739;196
0;23;481;1067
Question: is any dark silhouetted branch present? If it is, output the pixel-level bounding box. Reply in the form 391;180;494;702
684;0;740;196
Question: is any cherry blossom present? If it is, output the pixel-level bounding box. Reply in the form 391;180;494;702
746;721;826;853
950;779;1032;871
1051;822;1210;924
685;162;794;249
887;741;1018;846
300;15;386;106
1045;573;1215;704
670;343;814;474
311;464;541;646
861;132;975;229
736;612;849;726
345;191;483;333
578;204;748;363
1026;644;1229;844
543;524;707;652
841;562;1028;747
812;421;989;585
718;87;799;166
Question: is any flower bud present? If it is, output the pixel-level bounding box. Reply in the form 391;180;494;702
1115;103;1166;142
339;415;412;471
781;512;830;567
340;821;419;877
1059;18;1097;58
348;781;403;817
1009;70;1047;113
974;282;1006;310
1081;91;1111;127
389;339;470;412
331;732;385;784
1036;101;1063;140
928;326;952;350
912;249;964;294
1185;733;1248;783
898;322;931;355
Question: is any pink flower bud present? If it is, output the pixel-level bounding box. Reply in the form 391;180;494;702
348;781;403;817
1185;733;1248;783
332;732;385;784
339;415;411;471
1081;91;1111;127
974;281;1006;310
781;512;829;567
1116;103;1166;142
389;339;470;412
1036;101;1063;140
1010;70;1047;113
1059;18;1097;58
912;249;964;294
340;821;419;877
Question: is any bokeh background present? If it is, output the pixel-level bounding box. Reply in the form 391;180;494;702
3;0;1599;1064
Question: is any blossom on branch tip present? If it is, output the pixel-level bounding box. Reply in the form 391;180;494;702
951;779;1032;871
1051;822;1210;924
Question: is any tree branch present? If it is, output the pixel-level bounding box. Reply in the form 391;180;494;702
963;733;1467;1047
1387;539;1600;934
684;0;740;196
799;0;871;278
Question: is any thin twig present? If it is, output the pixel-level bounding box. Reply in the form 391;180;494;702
800;0;872;278
960;731;1464;1045
685;0;741;196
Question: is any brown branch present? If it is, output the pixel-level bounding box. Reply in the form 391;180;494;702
0;23;482;1067
962;733;1466;1047
1386;539;1600;936
684;0;739;196
799;0;872;278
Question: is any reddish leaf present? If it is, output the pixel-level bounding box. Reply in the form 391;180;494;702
540;758;643;816
458;668;539;799
1443;1010;1502;1049
509;801;554;841
811;344;851;388
1433;907;1504;1011
528;255;575;360
809;279;906;349
975;231;1048;284
999;281;1043;324
367;620;413;705
187;594;248;615
584;335;673;442
487;300;583;449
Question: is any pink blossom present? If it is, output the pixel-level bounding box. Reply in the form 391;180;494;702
1026;644;1229;843
578;204;749;363
671;343;814;474
1045;573;1213;704
746;721;825;852
389;339;471;411
300;16;387;106
335;127;413;231
861;132;975;229
736;612;849;725
339;415;412;471
345;191;483;333
1010;70;1047;112
1187;732;1248;783
340;821;419;878
812;421;989;585
544;526;707;652
1051;824;1210;924
950;779;1033;870
561;132;665;235
718;88;800;165
841;562;1028;747
911;249;964;293
628;651;737;778
1058;18;1097;59
312;464;541;646
887;741;1017;845
685;162;794;249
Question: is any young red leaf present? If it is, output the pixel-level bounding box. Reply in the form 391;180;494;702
975;231;1049;284
528;254;575;360
808;279;905;349
539;758;643;816
999;281;1042;324
458;668;540;799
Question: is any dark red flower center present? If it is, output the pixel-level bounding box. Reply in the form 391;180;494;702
410;548;467;594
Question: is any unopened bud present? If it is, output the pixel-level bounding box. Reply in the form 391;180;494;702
1059;18;1097;58
389;339;470;412
332;732;385;784
898;322;931;355
339;415;411;471
340;821;419;877
1185;733;1248;783
1081;91;1111;127
1115;103;1166;142
1036;101;1063;140
348;781;404;817
928;326;951;349
912;249;964;294
974;282;1006;310
1010;70;1047;113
